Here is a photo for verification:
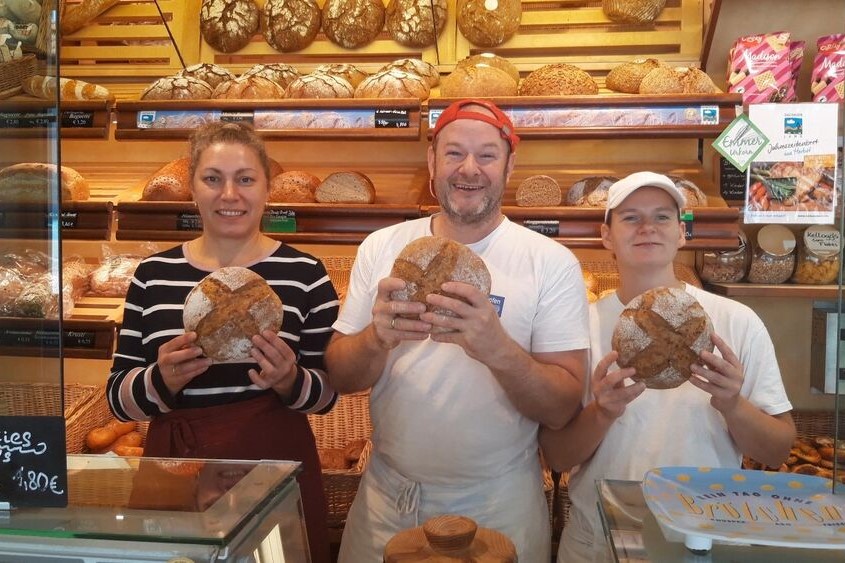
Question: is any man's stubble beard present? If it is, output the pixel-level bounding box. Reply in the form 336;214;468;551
432;158;506;226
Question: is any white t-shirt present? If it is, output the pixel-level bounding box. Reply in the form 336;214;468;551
560;284;793;562
334;216;590;484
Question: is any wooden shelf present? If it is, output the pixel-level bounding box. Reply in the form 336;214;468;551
704;282;841;299
0;201;112;241
0;99;111;139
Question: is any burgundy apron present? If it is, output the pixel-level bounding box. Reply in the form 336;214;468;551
144;392;330;563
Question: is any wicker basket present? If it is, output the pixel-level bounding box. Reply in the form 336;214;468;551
582;260;702;295
0;54;37;99
320;256;355;300
792;409;841;438
65;386;149;454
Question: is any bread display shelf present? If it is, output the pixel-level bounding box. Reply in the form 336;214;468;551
704;283;842;299
0;201;112;240
0;317;115;360
0;100;111;139
113;99;423;140
428;94;743;139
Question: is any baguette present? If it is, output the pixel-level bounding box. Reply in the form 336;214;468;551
60;0;120;34
22;75;113;101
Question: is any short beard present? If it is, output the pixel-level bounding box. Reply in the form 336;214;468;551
431;155;505;226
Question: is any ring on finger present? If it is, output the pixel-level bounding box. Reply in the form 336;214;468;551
172;364;178;377
391;317;396;330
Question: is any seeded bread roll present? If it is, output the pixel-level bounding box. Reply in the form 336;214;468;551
0;163;90;202
440;64;517;98
314;63;369;88
140;76;214;100
612;286;713;389
176;64;236;90
457;0;521;48
385;0;447;47
379;58;440;87
142;158;192;201
602;0;666;24
212;76;284;99
183;267;284;363
354;69;430;101
390;236;491;332
269;171;320;203
200;0;260;53
519;63;598;96
456;52;520;85
286;73;355;98
322;0;385;49
639;66;719;95
262;0;321;52
605;58;663;94
516;175;562;207
315;171;375;203
668;175;708;207
566;175;618;207
242;63;300;90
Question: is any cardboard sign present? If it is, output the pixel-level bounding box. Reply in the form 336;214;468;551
0;416;67;508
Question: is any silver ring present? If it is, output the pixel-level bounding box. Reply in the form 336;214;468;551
390;317;396;330
172;365;178;377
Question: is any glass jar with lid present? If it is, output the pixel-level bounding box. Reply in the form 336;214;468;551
695;231;750;283
746;225;796;284
791;225;841;284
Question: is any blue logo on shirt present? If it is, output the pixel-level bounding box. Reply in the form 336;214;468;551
488;294;504;317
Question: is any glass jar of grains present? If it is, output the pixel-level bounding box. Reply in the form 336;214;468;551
746;225;796;284
696;231;750;283
791;225;841;284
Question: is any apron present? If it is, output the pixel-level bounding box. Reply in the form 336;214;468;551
338;450;550;563
144;392;331;563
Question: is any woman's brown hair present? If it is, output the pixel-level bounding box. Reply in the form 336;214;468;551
188;121;271;182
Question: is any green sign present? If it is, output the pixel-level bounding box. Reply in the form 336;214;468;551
712;113;769;172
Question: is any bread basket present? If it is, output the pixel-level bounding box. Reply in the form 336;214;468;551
0;54;37;99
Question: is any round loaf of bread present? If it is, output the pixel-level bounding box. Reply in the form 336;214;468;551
212;76;284;99
200;0;260;53
602;0;666;24
183;267;284;363
668;175;708;207
355;69;430;100
390;236;491;330
141;76;214;100
314;63;369;88
678;67;719;94
457;0;521;48
315;171;375;203
379;58;440;87
286;73;355;98
142;158;192;201
612;286;713;389
440;64;517;98
519;63;598;96
456;52;520;85
386;0;447;47
639;66;719;95
242;63;300;90
177;63;236;90
566;175;618;207
262;0;321;52
605;58;663;94
322;0;385;49
269;171;320;203
0;163;90;202
516;175;562;207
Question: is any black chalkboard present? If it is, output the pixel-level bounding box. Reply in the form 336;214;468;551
719;156;748;202
0;416;68;508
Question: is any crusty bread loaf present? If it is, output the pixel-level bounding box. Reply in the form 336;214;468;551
89;254;143;297
269;171;320;203
639;66;719;95
386;0;447;47
200;0;260;53
262;0;321;52
183;267;284;363
285;73;355;99
602;0;666;24
318;448;350;470
390;236;491;331
23;76;113;101
516;175;562;207
379;58;439;87
343;438;367;465
177;63;236;90
440;64;517;98
0;163;90;202
519;63;598;96
60;0;120;34
314;63;369;88
354;69;430;100
212;76;284;99
322;0;385;49
315;171;375;203
241;63;300;90
565;175;618;207
142;158;192;201
141;76;214;100
605;58;664;94
457;0;521;47
456;53;520;85
612;286;713;389
668;175;708;207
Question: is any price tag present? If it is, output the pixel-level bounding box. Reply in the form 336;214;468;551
719;156;747;202
47;211;79;229
374;109;410;129
262;209;296;233
681;210;694;240
0;329;59;348
176;212;203;231
220;111;254;124
523;220;559;237
0;416;68;507
64;330;96;349
61;110;94;128
0;112;55;128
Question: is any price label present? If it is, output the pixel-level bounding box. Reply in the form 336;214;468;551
0;416;68;507
681;210;694;240
47;211;79;229
262;209;296;233
523;220;559;237
177;212;203;231
374;109;410;129
0;329;60;348
64;330;96;349
0;112;55;129
61;110;94;128
220;111;254;124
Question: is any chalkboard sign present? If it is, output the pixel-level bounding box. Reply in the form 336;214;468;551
0;416;68;508
719;156;748;202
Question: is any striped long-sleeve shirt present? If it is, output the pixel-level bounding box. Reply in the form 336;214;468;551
107;243;339;421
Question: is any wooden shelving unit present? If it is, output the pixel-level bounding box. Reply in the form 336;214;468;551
705;282;841;299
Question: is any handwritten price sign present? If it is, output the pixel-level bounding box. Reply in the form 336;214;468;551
0;416;68;507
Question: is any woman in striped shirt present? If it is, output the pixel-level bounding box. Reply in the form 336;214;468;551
107;122;338;563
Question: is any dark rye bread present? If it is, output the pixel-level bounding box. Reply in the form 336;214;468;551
183;267;284;362
286;73;355;98
322;0;385;49
519;63;598;96
516;175;562;207
262;0;321;52
379;58;440;87
386;0;447;48
390;236;491;332
177;63;236;90
242;63;301;90
314;63;369;88
200;0;260;53
457;0;521;48
141;76;214;100
315;171;375;203
212;76;285;99
611;287;713;389
354;69;430;101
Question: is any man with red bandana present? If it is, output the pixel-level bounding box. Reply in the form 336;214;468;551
325;100;590;561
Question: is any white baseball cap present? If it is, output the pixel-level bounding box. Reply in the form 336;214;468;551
604;171;686;222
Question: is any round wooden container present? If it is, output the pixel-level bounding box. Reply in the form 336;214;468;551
383;515;517;562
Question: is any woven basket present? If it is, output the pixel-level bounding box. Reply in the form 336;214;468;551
0;54;37;99
66;386;150;454
320;256;354;300
68;467;135;507
308;391;372;529
582;260;702;296
792;410;841;439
